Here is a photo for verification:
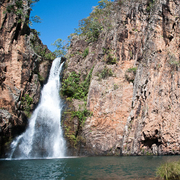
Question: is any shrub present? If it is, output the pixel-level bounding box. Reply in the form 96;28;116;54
77;18;103;42
82;47;89;58
63;104;92;148
127;67;137;72
169;60;180;66
156;161;180;180
106;54;117;64
51;38;67;57
22;94;33;117
61;72;80;98
125;67;137;83
102;48;117;64
38;73;45;82
33;45;55;60
132;28;138;32
166;53;180;71
98;66;113;80
146;0;155;12
61;67;93;100
114;84;118;90
5;0;41;26
44;53;56;61
74;0;113;42
168;55;180;70
71;108;92;126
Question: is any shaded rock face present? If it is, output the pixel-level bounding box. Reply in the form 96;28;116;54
0;0;52;157
63;0;180;155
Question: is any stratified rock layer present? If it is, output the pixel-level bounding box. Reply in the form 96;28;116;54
63;0;180;155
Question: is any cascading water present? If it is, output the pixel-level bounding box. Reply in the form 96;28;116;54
9;57;66;159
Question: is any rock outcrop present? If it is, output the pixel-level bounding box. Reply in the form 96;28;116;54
0;0;53;157
62;0;180;156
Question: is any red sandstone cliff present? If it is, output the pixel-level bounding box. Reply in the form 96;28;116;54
62;0;180;156
0;0;53;157
1;0;179;157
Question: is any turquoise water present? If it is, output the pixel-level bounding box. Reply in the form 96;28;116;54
0;156;179;179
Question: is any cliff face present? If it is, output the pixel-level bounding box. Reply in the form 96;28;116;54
63;0;180;155
0;0;53;157
122;0;180;155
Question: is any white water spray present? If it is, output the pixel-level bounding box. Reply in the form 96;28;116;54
9;58;66;159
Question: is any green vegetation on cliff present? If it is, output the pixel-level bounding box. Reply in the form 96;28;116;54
4;0;41;25
98;66;113;80
21;94;33;117
30;30;55;61
72;107;92;126
74;0;114;42
61;67;93;148
125;67;137;83
61;1;116;150
51;38;67;57
61;67;93;100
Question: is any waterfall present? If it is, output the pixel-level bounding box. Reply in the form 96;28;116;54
9;57;66;159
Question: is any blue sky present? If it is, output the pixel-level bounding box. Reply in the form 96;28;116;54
30;0;99;52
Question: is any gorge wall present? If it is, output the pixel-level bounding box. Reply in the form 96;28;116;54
0;0;53;157
63;0;180;156
1;0;179;157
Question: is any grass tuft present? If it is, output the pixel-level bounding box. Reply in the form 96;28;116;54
156;161;180;180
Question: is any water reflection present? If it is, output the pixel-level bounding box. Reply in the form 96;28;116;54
0;156;180;179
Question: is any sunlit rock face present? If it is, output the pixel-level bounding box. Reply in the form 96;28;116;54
121;0;180;156
0;0;52;157
63;0;180;156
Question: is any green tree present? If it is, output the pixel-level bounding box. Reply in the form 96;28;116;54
4;0;41;26
74;0;113;42
29;0;42;26
29;0;40;6
51;39;67;57
30;15;42;23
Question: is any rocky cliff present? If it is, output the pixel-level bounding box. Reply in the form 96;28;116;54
0;0;53;157
62;0;180;156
